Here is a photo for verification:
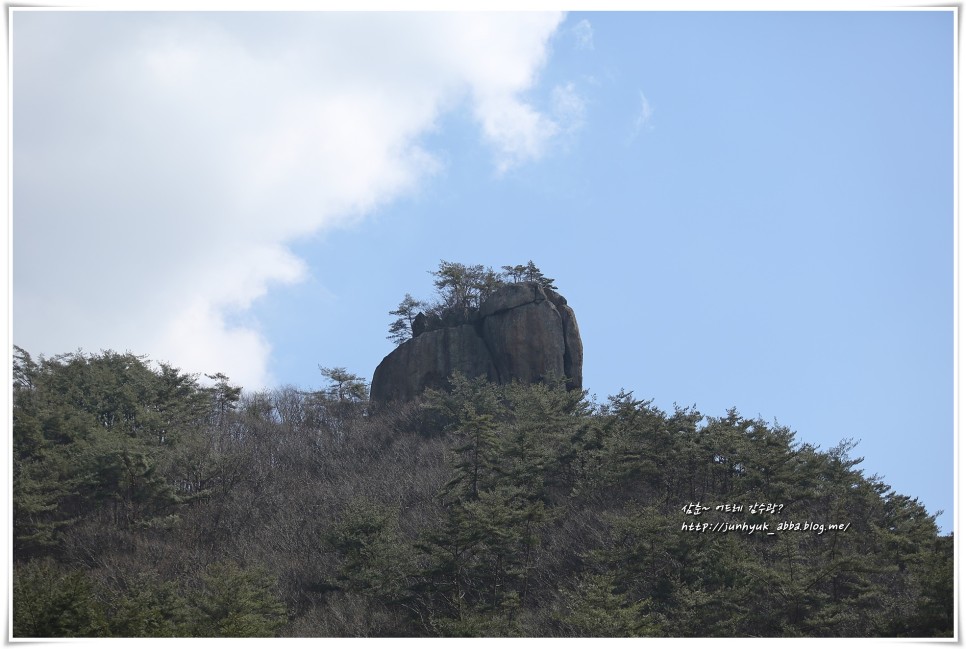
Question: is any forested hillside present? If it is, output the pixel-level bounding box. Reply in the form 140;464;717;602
11;347;953;637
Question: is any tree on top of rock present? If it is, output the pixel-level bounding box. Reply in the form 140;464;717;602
500;261;556;290
386;260;558;345
430;261;503;314
387;294;427;345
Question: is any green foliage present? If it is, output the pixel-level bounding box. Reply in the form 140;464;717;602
11;349;213;556
430;260;501;314
500;260;556;289
326;498;415;600
13;456;76;554
11;346;953;638
387;260;557;344
557;571;659;637
416;376;589;632
388;293;427;344
107;573;191;637
189;562;288;637
75;428;181;527
319;366;369;403
906;533;955;636
13;559;110;638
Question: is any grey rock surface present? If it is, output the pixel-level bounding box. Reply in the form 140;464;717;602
371;282;583;403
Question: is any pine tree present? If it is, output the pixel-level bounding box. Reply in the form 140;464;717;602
189;562;287;637
326;498;414;601
388;293;427;345
13;559;110;638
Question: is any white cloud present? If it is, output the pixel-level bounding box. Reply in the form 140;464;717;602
474;94;560;174
551;82;586;134
572;19;594;50
631;90;655;141
12;11;565;388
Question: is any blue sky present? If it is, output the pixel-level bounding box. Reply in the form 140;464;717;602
12;10;954;532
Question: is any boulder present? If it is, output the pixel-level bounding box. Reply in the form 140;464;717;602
481;300;565;384
370;324;497;403
479;282;544;317
411;312;428;338
546;288;583;391
371;282;583;403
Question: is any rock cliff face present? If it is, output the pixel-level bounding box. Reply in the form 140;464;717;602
371;282;582;403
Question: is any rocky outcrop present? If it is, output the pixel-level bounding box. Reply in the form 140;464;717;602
370;324;498;403
371;282;583;403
